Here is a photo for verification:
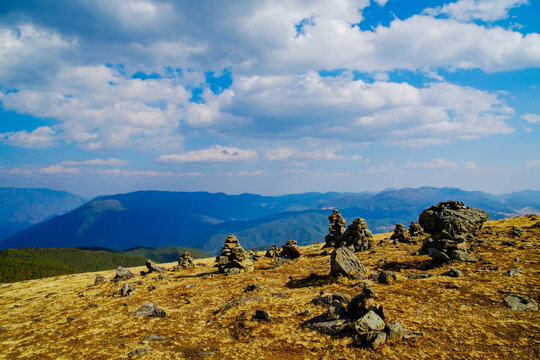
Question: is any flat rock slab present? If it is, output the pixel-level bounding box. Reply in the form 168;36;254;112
330;247;366;277
302;315;349;336
132;301;166;317
503;294;538;311
214;296;264;315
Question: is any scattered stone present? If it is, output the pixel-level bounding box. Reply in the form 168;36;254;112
313;293;351;307
445;267;462;277
507;267;524;277
129;347;153;357
351;310;385;333
272;292;290;298
247;250;261;261
66;317;78;323
132;301;166;317
502;240;516;246
449;250;478;262
510;227;523;238
114;266;135;281
144;260;165;274
94;275;106;286
178;251;195;269
378;271;397;285
342;217;373;251
302;318;349;336
385;322;405;341
533;221;540;228
214;296;264;315
273;256;294;268
45;292;58;298
148;285;158;291
324;209;347;248
215;235;254;275
330;247;366;278
243;284;261;292
405;273;436;279
280;240;301;258
264;245;281;258
121;283;134;297
141;334;169;343
503;294;538;311
252;310;271;321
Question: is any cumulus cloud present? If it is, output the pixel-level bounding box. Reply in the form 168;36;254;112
157;145;258;163
0;126;56;149
424;0;528;22
264;147;343;161
59;158;130;166
522;113;540;123
39;165;80;175
0;167;32;175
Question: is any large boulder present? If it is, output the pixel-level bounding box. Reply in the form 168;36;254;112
419;200;489;237
330;247;366;278
145;260;165;274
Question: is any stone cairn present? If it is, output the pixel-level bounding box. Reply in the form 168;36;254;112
265;245;281;258
409;221;424;238
418;201;489;263
390;223;411;244
178;251;195;269
216;235;254;275
342;217;373;251
303;284;413;348
274;240;301;267
324;209;346;248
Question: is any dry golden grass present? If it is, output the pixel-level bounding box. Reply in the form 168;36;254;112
0;215;539;359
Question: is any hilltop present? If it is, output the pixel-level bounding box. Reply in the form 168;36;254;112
0;215;538;359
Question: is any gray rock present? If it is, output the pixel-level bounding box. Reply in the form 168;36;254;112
145;259;165;273
327;300;347;320
385;322;405;341
445;267;462;277
378;271;397;284
129;347;153;357
141;334;169;342
94;275;106;286
330;247;366;278
273;256;295;268
510;227;523;238
370;331;387;348
354;330;387;348
114;266;135;280
449;250;478;262
507;267;524;277
428;247;450;262
503;294;538;311
405;273;436;279
351;310;385;333
419;201;489;236
312;293;351;307
243;284;261;292
214;296;263;314
303;318;349;336
132;301;166;317
252;310;271;322
121;283;134;297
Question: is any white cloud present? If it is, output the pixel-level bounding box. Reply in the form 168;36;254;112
39;165;80;175
424;0;528;22
264;147;343;161
406;159;459;169
94;169;202;177
0;167;32;175
227;170;265;177
373;0;388;6
462;161;477;169
522;113;540;124
264;147;295;161
60;158;130;166
0;126;56;149
157;145;258;163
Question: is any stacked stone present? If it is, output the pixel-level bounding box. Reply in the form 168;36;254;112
390;223;415;244
342;217;373;251
248;250;261;261
304;284;409;348
409;221;424;238
280;240;301;258
178;251;195;269
216;235;254;275
324;209;346;248
265;245;281;258
418;201;489;263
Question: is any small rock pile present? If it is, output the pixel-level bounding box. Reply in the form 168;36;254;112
390;223;408;244
324;209;346;248
342;217;373;251
216;235;254;275
281;240;301;258
178;251;195;269
418;201;489;263
303;285;413;348
265;245;281;258
409;221;424;238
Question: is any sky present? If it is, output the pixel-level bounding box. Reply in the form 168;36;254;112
0;0;539;198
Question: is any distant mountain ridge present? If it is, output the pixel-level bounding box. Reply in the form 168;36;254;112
0;188;86;240
1;187;538;253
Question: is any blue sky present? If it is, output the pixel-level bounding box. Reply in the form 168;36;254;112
0;0;539;198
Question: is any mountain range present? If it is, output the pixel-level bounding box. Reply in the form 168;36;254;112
1;187;539;254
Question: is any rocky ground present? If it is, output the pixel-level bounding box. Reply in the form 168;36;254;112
0;215;538;359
